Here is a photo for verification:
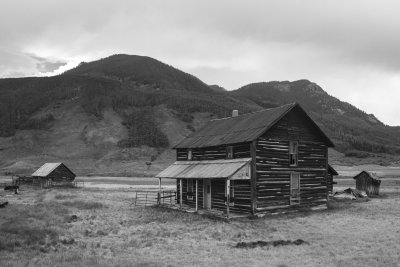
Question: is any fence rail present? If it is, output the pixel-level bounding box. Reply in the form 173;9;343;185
133;190;176;207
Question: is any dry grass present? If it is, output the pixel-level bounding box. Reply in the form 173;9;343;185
1;185;400;266
61;200;105;210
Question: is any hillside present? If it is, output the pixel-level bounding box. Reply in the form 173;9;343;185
231;80;400;154
0;54;399;176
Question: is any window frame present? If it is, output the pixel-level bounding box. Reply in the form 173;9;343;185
187;149;193;161
289;141;298;166
226;146;234;159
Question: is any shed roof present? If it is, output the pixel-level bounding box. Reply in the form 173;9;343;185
32;163;75;177
328;164;338;176
174;103;334;148
353;171;381;181
156;158;251;179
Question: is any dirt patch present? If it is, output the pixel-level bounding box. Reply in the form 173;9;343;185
234;239;309;249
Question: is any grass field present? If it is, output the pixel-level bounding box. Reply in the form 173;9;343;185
0;178;400;266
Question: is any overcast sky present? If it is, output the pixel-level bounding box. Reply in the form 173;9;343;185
1;0;400;125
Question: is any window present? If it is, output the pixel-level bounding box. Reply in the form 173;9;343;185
225;180;235;206
289;141;298;166
226;146;233;159
290;173;300;205
187;179;194;200
187;149;192;160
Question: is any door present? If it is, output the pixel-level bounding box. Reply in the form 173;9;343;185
290;173;300;205
203;180;211;209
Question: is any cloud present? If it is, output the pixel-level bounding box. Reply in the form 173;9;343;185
28;54;67;73
0;0;399;125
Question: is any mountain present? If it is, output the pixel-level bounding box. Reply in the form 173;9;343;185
209;84;227;92
0;54;399;176
230;80;400;154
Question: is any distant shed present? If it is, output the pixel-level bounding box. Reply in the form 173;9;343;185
327;164;338;196
32;163;76;182
353;171;381;195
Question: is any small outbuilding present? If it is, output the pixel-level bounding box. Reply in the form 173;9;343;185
32;163;76;182
327;164;338;196
353;171;381;196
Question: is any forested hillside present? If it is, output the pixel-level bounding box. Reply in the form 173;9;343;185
231;80;400;154
0;54;399;175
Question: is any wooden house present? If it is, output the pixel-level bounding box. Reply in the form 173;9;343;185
327;164;338;196
156;103;334;215
32;163;76;182
353;171;381;195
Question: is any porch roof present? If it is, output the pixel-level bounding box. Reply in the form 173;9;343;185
156;158;251;179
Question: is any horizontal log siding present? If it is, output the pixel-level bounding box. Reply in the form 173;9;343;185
179;179;204;208
176;143;251;161
327;174;334;195
211;180;252;214
255;108;328;212
262;108;325;143
175;143;252;212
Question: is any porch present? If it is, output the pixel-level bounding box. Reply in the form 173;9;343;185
156;158;252;218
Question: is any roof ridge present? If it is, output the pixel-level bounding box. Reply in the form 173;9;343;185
210;102;297;122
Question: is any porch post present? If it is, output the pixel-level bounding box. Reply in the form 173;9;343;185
195;179;198;212
226;178;230;218
180;179;183;208
158;178;161;205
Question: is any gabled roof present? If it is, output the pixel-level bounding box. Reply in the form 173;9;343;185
174;103;334;148
32;163;75;177
156;158;251;179
353;171;380;181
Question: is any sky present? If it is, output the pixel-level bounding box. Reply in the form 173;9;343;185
1;0;400;126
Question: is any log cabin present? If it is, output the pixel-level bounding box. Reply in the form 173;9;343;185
156;103;334;216
353;171;381;196
32;163;76;182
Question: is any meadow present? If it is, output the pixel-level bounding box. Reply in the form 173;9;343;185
0;177;399;267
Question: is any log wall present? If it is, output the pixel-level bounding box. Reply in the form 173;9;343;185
255;109;329;212
176;143;252;212
176;143;251;161
210;180;252;214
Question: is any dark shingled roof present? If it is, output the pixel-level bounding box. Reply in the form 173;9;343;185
174;103;334;148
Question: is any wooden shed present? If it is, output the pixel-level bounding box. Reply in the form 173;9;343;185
327;164;338;196
353;171;381;196
32;163;76;182
157;103;334;216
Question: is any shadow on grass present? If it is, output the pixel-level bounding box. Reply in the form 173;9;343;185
61;200;105;210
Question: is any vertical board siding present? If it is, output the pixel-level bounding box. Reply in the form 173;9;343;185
355;173;380;195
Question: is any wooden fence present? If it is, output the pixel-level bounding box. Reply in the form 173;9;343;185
133;190;176;207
